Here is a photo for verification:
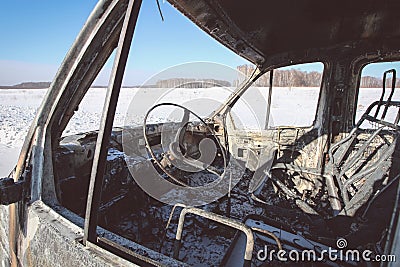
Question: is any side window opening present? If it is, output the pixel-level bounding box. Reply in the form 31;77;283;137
54;54;116;217
268;62;324;128
231;62;324;130
356;62;400;128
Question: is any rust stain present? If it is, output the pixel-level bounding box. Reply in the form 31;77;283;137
9;203;18;267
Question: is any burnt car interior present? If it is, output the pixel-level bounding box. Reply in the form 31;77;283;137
22;0;400;266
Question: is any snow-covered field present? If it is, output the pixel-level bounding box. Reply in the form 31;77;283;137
0;89;46;176
0;87;398;177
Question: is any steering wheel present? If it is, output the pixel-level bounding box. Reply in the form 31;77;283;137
143;103;227;187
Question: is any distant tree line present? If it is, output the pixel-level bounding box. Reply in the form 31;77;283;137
360;75;400;88
155;78;231;88
0;81;51;89
237;65;323;87
271;69;322;87
237;65;400;88
4;68;399;90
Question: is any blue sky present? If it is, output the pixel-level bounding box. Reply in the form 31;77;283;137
0;1;398;86
0;0;249;86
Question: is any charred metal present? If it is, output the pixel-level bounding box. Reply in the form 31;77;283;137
1;0;400;266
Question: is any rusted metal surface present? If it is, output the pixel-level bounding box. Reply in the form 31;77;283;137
4;200;140;267
19;201;138;267
173;206;255;262
84;0;142;245
0;205;11;266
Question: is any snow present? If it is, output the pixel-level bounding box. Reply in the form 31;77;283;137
0;89;47;176
0;87;399;177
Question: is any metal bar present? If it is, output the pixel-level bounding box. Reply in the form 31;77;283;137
382;69;397;119
271;162;324;177
338;126;384;204
365;115;400;130
265;70;273;129
96;237;165;266
83;0;142;245
325;174;342;216
339;126;384;176
330;128;358;168
374;69;396;118
159;203;187;252
330;100;400;171
277;127;281;155
173;207;255;263
395;107;400;125
251;227;282;250
328;100;382;192
342;137;398;204
374;71;388;118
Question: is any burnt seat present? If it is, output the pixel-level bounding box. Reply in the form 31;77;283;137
253;98;400;218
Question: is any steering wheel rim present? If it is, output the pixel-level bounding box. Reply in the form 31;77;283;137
143;102;227;187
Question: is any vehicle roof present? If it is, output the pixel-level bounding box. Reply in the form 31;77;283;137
168;0;400;66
